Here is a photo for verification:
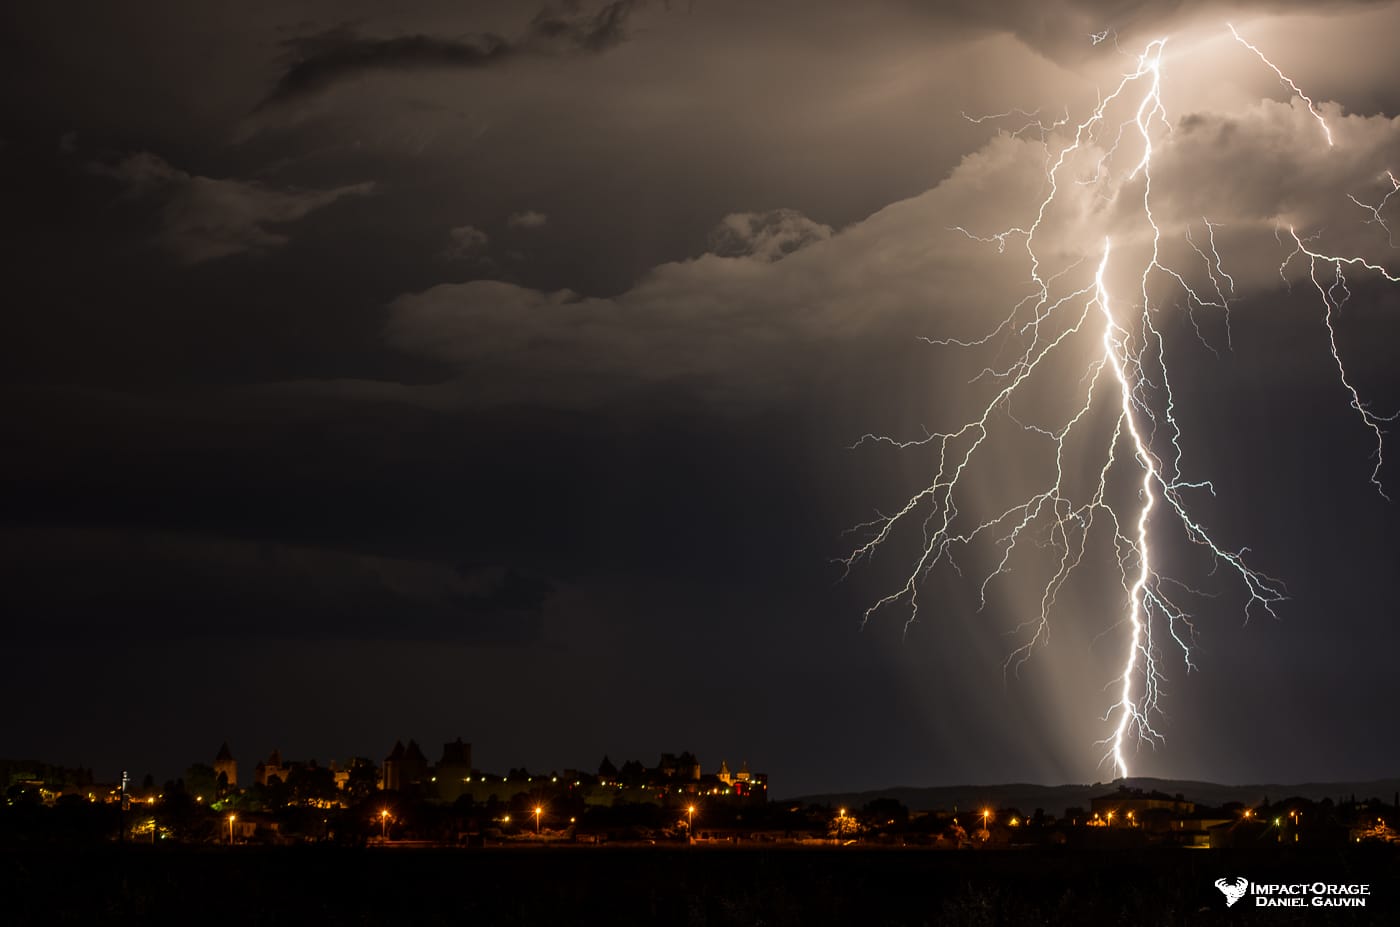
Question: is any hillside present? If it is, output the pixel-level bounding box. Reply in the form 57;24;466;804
787;776;1400;816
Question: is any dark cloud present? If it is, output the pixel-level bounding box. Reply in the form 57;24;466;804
443;223;489;259
1;524;553;644
506;210;549;230
88;151;373;263
527;0;638;51
4;0;1400;790
259;1;640;108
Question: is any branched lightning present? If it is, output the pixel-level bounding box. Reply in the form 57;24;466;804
1349;170;1400;247
1227;23;1333;146
1281;226;1400;497
845;25;1398;779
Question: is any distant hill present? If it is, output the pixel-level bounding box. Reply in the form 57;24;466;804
786;777;1400;816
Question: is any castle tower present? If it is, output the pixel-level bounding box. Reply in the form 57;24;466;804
435;738;473;802
383;740;406;792
438;738;472;777
213;742;238;790
401;740;429;787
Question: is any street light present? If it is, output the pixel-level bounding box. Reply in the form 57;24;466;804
380;809;391;842
534;806;543;834
687;805;696;843
227;814;236;846
982;809;990;837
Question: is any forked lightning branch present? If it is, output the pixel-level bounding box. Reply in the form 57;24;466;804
844;25;1397;777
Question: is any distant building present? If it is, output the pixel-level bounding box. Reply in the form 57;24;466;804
254;749;290;787
716;760;766;800
433;738;473;802
383;741;405;791
383;739;430;792
1090;786;1195;820
213;742;237;789
657;752;702;781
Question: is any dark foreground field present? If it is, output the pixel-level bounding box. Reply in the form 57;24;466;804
3;845;1398;926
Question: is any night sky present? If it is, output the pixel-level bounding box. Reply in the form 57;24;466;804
4;0;1399;797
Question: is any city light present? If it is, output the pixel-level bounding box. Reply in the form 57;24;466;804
13;741;1374;854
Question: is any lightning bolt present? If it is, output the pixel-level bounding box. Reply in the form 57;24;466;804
1227;23;1333;146
845;25;1396;779
1348;170;1400;247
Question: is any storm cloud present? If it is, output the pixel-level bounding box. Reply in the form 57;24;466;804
370;95;1400;407
259;1;641;108
4;0;1400;793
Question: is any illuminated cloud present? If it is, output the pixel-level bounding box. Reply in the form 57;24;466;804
375;82;1398;409
1154;99;1400;258
708;209;834;262
382;206;868;403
